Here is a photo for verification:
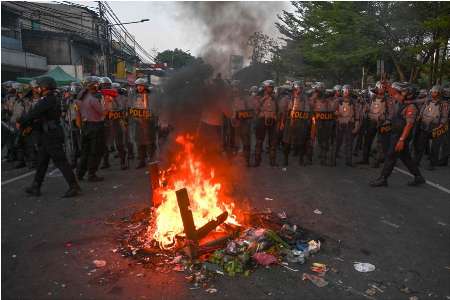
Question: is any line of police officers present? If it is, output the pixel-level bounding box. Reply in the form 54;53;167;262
2;76;449;196
224;79;449;187
2;75;159;197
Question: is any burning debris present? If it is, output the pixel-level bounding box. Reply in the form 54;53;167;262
115;134;325;289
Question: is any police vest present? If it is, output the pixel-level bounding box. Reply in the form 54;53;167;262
258;96;277;119
368;97;386;121
336;101;354;123
422;101;441;125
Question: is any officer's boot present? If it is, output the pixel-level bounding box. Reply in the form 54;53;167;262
15;148;26;169
148;144;156;163
120;152;128;170
243;145;251;167
407;175;426;186
369;176;388;187
269;148;277;167
283;144;290;166
136;146;146;169
25;182;41;196
100;153;110;169
63;182;82;198
253;141;262;167
128;143;135;160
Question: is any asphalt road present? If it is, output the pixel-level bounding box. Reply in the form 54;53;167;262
2;150;450;300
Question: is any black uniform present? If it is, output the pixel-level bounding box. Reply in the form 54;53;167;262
19;91;79;192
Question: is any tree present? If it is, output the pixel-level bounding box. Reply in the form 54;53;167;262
247;31;277;65
155;48;195;69
276;1;450;86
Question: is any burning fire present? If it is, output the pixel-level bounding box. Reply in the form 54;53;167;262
148;134;240;249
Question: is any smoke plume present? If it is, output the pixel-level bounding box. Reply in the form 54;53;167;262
175;1;285;76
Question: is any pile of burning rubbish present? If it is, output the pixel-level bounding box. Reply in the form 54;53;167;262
115;134;324;289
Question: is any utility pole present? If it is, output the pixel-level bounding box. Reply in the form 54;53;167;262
98;1;108;76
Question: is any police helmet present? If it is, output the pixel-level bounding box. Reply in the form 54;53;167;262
231;80;240;87
99;77;112;85
430;85;441;94
324;89;335;98
333;85;342;92
293;81;304;90
312;82;325;92
135;78;148;87
70;82;82;95
111;82;121;89
249;86;258;93
36;76;57;90
374;81;383;89
29;80;39;89
342;84;352;91
83;76;100;87
263;80;275;87
391;82;409;93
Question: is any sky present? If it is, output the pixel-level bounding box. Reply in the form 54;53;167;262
103;1;292;59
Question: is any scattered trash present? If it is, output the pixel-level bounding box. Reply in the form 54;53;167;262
310;263;327;275
409;296;418;300
308;240;321;254
365;287;377;296
253;253;278;266
93;260;107;268
277;211;287;220
437;221;447;226
205;288;218;294
264;197;274;201
400;287;411;294
282;167;287;172
354;262;375;272
172;264;185;272
302;273;329;287
380;219;400;229
313;209;323;215
11;254;16;258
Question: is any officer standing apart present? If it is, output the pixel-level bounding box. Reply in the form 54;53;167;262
335;85;360;166
370;82;425;187
76;76;105;182
414;85;448;170
17;77;81;197
130;78;157;169
254;80;278;167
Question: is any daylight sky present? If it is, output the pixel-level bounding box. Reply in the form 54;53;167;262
104;1;292;59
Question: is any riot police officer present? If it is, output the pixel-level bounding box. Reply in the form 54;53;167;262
64;82;82;168
18;76;81;197
335;85;360;166
76;76;105;182
370;82;425;187
110;82;128;170
99;77;113;169
358;81;391;167
312;83;337;166
130;78;158;169
229;80;253;166
414;85;449;170
254;80;278;166
281;81;312;166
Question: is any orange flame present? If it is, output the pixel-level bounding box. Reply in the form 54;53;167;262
147;134;240;249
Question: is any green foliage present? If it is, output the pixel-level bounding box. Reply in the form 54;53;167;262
276;1;450;86
155;48;195;69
